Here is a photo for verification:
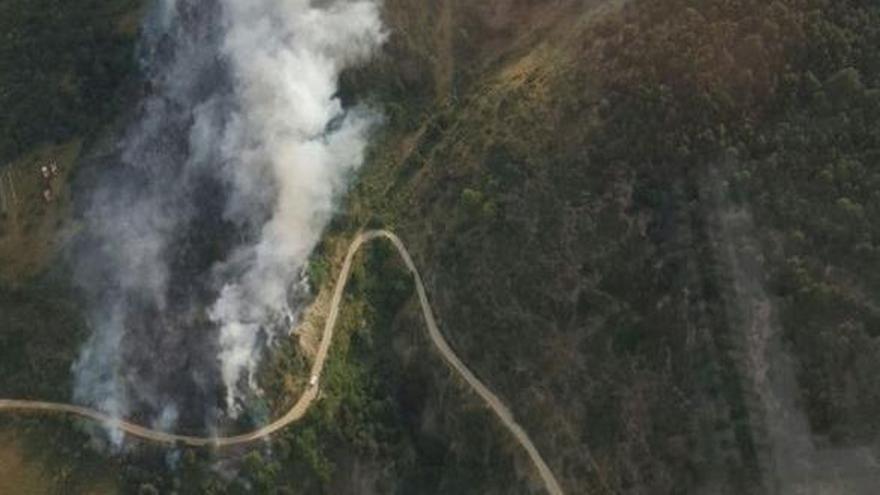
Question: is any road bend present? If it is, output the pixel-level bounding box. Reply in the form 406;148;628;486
0;230;564;495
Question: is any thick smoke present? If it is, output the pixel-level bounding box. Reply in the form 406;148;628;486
70;0;385;435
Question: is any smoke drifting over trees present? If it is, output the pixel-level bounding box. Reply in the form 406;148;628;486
70;0;386;437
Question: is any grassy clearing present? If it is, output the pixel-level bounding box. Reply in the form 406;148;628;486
0;140;81;285
0;425;119;495
0;432;53;495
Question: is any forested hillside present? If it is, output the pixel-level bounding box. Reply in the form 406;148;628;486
306;0;880;492
0;1;143;492
2;0;880;494
0;0;141;164
0;0;143;391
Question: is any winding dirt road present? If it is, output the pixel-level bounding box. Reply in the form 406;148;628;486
0;230;563;495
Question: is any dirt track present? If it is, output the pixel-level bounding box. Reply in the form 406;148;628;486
0;230;564;495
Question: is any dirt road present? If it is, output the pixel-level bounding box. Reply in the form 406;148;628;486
0;230;564;495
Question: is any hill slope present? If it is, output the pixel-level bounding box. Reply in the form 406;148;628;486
315;0;880;493
3;0;880;494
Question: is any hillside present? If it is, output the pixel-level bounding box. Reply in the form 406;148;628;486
301;0;880;492
1;0;880;494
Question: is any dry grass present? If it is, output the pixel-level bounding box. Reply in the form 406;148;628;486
0;140;81;285
0;433;53;495
0;428;118;495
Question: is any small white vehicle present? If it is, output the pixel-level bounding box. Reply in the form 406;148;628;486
309;374;319;388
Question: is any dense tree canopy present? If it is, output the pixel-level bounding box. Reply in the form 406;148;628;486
0;0;140;164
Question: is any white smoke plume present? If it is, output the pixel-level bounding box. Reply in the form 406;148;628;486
209;0;386;415
70;0;386;435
